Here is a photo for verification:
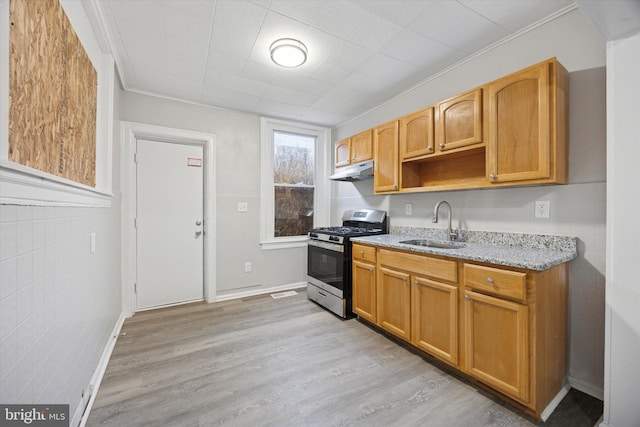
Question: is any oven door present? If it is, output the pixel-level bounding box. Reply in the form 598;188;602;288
307;239;345;297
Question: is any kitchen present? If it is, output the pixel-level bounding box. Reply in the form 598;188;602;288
0;1;638;426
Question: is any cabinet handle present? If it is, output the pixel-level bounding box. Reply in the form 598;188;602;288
489;174;496;181
402;277;407;282
414;281;418;286
360;250;364;256
427;147;433;153
487;277;494;284
369;268;373;273
464;295;470;301
393;184;398;190
439;143;445;149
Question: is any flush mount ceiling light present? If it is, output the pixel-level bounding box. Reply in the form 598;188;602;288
270;38;308;68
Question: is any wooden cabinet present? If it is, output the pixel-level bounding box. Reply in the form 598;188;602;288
334;130;373;168
352;244;377;323
351;243;569;420
377;266;411;340
373;120;399;193
486;58;568;185
463;289;529;402
412;276;458;366
377;248;458;360
462;261;568;415
355;57;568;193
399;107;434;160
335;138;351;167
351;129;373;164
436;89;484;152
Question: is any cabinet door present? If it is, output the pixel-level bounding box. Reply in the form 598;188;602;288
352;260;376;323
335;138;351;167
487;62;550;183
351;130;373;164
377;266;411;340
436;89;483;152
464;290;529;403
399;107;434;160
411;277;458;366
373;121;399;193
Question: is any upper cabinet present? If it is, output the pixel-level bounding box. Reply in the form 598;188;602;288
436;89;484;153
374;120;399;193
399;107;435;160
334;129;373;168
335;138;351;168
351;129;373;164
336;57;568;194
486;58;568;185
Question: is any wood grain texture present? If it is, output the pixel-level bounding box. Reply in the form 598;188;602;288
9;0;97;186
88;290;599;426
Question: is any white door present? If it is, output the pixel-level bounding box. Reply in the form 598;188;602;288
136;139;204;310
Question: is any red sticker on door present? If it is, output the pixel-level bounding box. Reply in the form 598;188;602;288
187;157;202;167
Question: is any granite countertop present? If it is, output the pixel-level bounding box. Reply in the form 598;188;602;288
350;226;578;271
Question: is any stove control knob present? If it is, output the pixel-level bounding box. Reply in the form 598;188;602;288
329;236;338;242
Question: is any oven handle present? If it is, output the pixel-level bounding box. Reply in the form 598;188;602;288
308;239;344;253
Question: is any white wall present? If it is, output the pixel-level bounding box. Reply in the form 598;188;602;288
119;92;307;298
602;31;640;427
0;69;123;420
332;9;606;398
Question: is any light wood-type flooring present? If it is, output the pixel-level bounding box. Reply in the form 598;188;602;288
88;290;602;426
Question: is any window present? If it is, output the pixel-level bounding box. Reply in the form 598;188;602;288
260;118;330;249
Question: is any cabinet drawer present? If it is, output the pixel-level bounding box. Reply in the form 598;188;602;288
379;249;457;283
353;244;376;263
464;264;527;301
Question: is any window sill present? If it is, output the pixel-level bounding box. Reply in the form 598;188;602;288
0;161;112;207
261;237;309;251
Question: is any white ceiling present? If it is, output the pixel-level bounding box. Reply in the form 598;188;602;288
96;0;576;127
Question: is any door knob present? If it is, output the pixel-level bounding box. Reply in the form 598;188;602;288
195;230;202;237
196;220;202;226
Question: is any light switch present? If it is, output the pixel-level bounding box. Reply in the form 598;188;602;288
237;202;248;213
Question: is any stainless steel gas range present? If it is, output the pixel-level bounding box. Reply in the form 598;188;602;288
307;209;388;318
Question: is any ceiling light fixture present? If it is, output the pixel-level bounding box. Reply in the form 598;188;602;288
270;38;308;68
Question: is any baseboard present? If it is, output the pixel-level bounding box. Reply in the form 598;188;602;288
568;375;604;401
215;282;307;302
540;383;571;421
75;311;127;427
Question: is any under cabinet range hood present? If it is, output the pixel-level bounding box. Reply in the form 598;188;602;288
329;160;374;182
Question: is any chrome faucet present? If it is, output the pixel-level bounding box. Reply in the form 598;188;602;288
432;200;458;241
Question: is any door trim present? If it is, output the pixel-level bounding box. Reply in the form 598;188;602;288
120;121;216;317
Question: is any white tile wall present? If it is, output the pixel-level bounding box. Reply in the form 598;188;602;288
0;204;121;412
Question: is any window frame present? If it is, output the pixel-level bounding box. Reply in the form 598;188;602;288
0;0;115;207
260;117;330;250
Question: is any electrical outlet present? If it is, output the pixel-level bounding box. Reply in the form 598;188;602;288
405;203;412;216
535;200;550;218
244;262;252;272
237;202;248;213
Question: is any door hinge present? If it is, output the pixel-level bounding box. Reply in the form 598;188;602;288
134;218;137;228
134;152;138;164
134;283;137;294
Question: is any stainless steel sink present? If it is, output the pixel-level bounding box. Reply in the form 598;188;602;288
399;239;466;249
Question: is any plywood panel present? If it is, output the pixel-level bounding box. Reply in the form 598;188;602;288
9;0;97;186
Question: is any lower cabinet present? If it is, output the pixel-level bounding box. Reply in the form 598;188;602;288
352;259;377;323
377;267;411;341
463;289;529;402
351;243;569;420
412;277;458;366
